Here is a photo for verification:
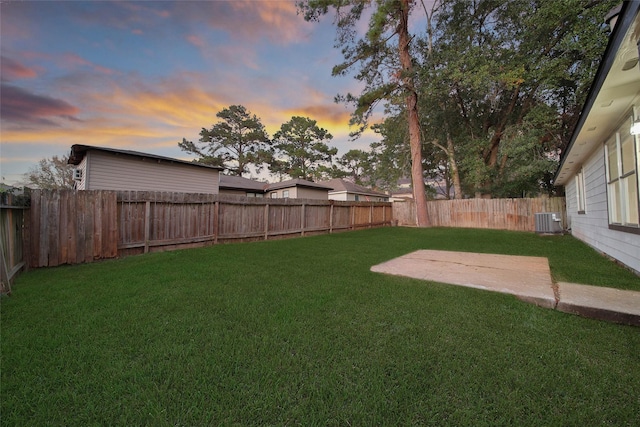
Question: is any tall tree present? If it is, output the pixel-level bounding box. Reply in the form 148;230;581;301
298;0;430;226
179;105;271;176
25;155;74;189
371;113;452;197
271;116;337;181
337;149;371;185
420;0;616;196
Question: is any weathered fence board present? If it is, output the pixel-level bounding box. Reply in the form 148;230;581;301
22;191;570;270
1;204;26;293
394;197;566;231
26;191;392;267
28;190;119;268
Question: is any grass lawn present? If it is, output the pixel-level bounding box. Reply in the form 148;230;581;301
2;227;639;425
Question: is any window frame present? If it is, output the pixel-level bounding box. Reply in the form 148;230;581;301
605;110;640;233
576;167;586;214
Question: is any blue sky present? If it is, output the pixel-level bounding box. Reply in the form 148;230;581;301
1;0;385;185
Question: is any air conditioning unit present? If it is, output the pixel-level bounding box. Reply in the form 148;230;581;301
73;168;83;181
535;212;563;234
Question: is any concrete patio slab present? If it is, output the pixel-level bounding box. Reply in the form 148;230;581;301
370;250;557;309
557;282;640;326
371;250;640;326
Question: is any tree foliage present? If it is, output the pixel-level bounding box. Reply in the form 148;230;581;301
179;105;271;176
24;155;75;189
271;116;337;181
298;0;430;225
416;0;616;197
336;149;371;185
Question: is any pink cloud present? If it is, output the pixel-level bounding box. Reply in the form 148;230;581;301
186;34;205;48
227;0;309;44
1;56;38;80
172;1;312;46
62;53;115;75
1;84;80;126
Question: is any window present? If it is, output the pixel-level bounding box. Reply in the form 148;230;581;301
282;190;289;198
576;168;586;214
605;114;640;229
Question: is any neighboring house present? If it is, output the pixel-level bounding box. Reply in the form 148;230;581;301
389;177;452;201
266;179;333;200
219;175;333;200
67;144;222;193
320;178;389;202
219;175;267;198
554;2;640;273
389;178;414;201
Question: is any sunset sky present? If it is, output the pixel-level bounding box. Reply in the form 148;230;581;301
1;0;388;185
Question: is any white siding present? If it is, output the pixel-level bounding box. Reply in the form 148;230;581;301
85;151;219;194
329;192;386;202
328;192;349;201
269;187;328;199
73;158;88;190
566;146;640;273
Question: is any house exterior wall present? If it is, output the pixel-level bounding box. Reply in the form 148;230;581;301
566;146;640;273
268;186;328;200
328;192;349;201
329;192;387;202
295;187;329;200
81;150;219;193
73;157;89;189
219;188;249;197
219;188;264;198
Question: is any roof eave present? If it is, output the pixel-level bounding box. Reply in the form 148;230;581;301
554;2;640;186
67;144;223;171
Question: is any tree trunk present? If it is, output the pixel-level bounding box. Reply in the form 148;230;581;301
399;0;429;227
446;132;463;199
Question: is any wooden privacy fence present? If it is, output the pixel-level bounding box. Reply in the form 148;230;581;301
28;190;393;268
393;197;566;231
1;203;26;293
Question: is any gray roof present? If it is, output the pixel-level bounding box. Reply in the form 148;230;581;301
219;175;268;192
320;178;387;197
266;179;333;191
68;144;223;170
219;176;333;193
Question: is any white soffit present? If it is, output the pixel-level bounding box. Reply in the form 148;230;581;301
555;11;640;186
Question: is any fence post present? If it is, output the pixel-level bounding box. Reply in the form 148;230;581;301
382;203;386;225
144;201;151;253
351;204;355;230
213;200;219;244
369;203;373;228
264;203;269;240
329;202;334;234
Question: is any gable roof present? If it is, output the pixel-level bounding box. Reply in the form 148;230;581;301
555;2;640;185
219;174;268;192
68;144;223;171
320;178;387;197
266;179;333;191
219;176;333;193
